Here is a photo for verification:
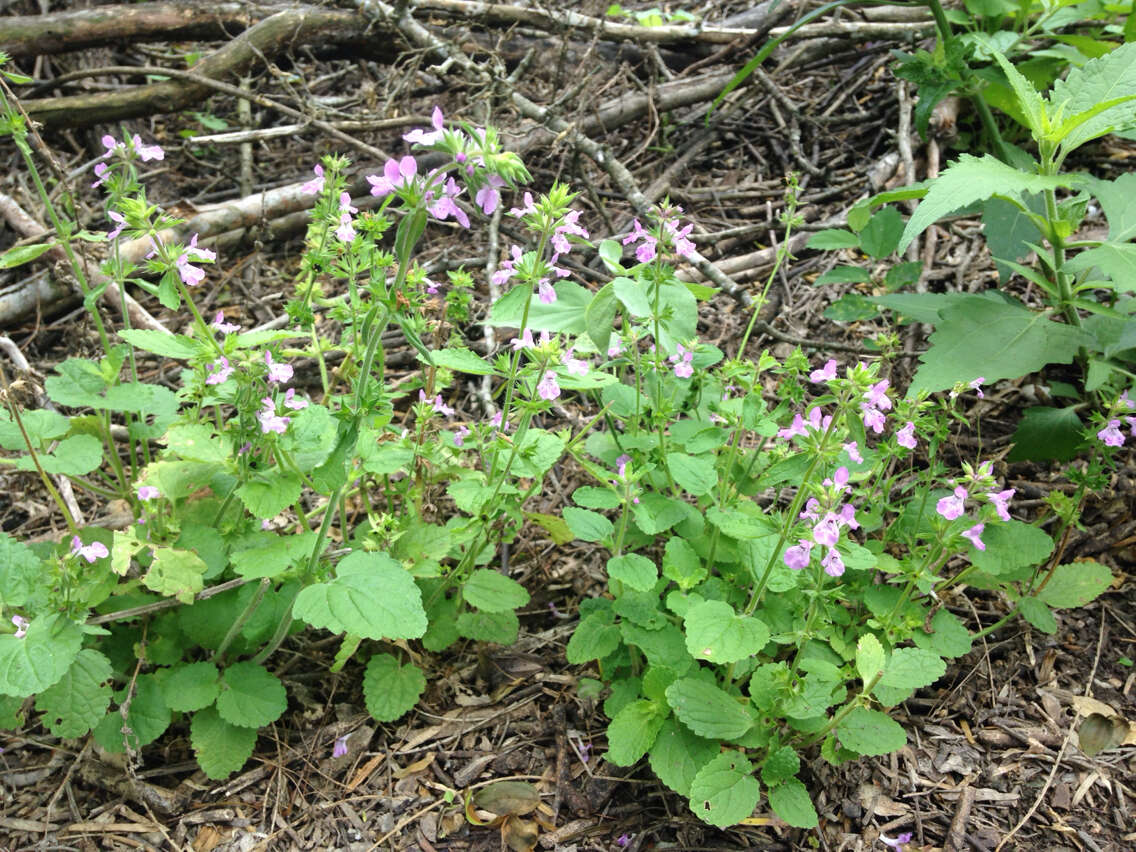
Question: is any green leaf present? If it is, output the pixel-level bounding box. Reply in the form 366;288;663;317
462;569;530;612
806;229;860;250
562;507;614;543
423;347;496;375
190;705;258;780
824;294;880;323
586;282;617;355
216;662;287;728
612;276;652;317
687;751;759;828
0;242;53;268
566;612;622;664
606;699;667;766
768;778;819;828
666;452;718;496
985;44;1048;138
94;674;170;752
0;613;83;697
648;716;719;797
144;547;206;604
606;553;657;592
362;653;426;722
236;469;301;519
632;492;689;534
761;745;800;786
0;532;41;607
859;207;904;259
970;520;1054;576
35;649;112;738
1049;42;1136;153
1007;405;1085;462
1037;560;1112;609
160;661;221;712
162;423;228;463
455;609;518;644
856;633;886;684
683;600;770;664
815;265;871;285
294;551;427;640
1067;243;1136;292
622;621;694;671
572;486;621;510
665;678;753;740
898;154;1071;253
879;648;946;690
913;609;973;659
1083;172;1136;242
0;408;69;449
45;357;106;407
282;404;338;470
836;707;906;756
662;536;706;590
1018;596;1058;633
487;280;593;334
118;329;200;360
873;292;975;325
909;297;1090;395
13;434;103;476
983;196;1043;283
230;531;316;580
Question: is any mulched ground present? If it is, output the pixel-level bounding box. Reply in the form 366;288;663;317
1;1;1134;849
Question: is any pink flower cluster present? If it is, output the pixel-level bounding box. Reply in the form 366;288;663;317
495;207;590;306
622;211;696;263
1097;391;1136;447
784;467;860;577
92;133;164;188
670;344;695;379
176;234;216;287
934;473;1016;552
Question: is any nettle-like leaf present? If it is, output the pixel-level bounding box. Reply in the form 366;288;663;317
662;536;706;590
908;297;1090;396
688;751;760;828
970;520;1054;576
191;705;258;780
1018;596;1058;634
1049;42;1136;154
293;550;427;641
665;678;753;740
0;408;69;449
666;452;718;496
144;547;207;604
898;154;1072;254
1007;405;1085;462
456;609;518;644
118;329;200;360
215;662;287;728
462;569;530;613
836;707;907;756
912;609;973;659
1037;560;1112;609
768;778;819;828
236;469;302;519
855;633;886;684
11;433;103;476
760;745;800;786
1067;243;1136;292
0;531;40;607
648;717;720;798
562;507;614;543
606;699;667;766
160;661;221;712
683;600;770;664
362;653;426;722
878;648;946;690
1083;172;1136;242
606;553;658;592
94;674;171;752
0;613;83;697
35;649;112;738
566;612;621;664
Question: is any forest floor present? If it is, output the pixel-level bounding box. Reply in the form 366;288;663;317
0;1;1134;850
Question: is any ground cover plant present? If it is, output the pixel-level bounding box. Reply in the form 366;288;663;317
0;1;1134;849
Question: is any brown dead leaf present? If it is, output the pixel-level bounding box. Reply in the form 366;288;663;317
473;780;541;816
502;816;540;852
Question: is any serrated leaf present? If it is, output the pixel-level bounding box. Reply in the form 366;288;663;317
632;492;689;534
662;536;706;590
983;196;1043;283
1067;243;1136;292
455;609;518;644
422;347;496;375
13;434;103;476
648;717;719;797
856;634;886;684
683;600;769;664
666;452;718;496
1037;560;1112;609
873;292;977;325
1018;596;1058;633
606;699;666;766
236;469;302;519
191;705;258;779
566;612;621;664
0;242;53;268
761;745;800;786
0;532;40;607
294;550;427;640
587;283;617;356
35;649;111;738
806;229;860;250
836;707;906;756
144;548;207;604
362;653;426;722
1007;405;1085;462
899;154;1071;253
118;329;199;360
909;297;1089;395
913;609;973;659
160;661;220;712
562;507;613;543
879;648;946;690
216;662;286;728
688;751;759;828
970;520;1054;576
462;569;530;613
607;553;657;592
1084;172;1136;242
94;674;170;752
815;265;871;285
768;778;819;828
666;678;753;740
571;486;621;510
859;207;904;258
0;613;83;697
1049;42;1136;153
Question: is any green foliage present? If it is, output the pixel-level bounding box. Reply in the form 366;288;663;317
191;705;259;780
362;653;426;722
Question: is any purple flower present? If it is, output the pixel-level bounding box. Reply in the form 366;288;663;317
418;390;454;417
843;441;863;464
623;219;657;263
332;734;350;758
664;217;697;259
510;329;536;350
537;280;557;304
428;177;470;228
810;359;838;383
92;161;110;188
211;311;240;334
800;498;821;521
563;351;589;376
11;615;29;639
454;425;471;447
987;488;1014;522
403;105;445;146
257;397;290;434
336;211;356;242
896;421;917;450
670;344;695;379
936;486;968;521
509;192;537;217
132;134;164;162
838;503;859;530
616;453;632;478
1098;418;1125;447
880;832;912;850
821;547;845;577
283;388;309;410
475;174;507;215
137;485;160;501
607;338;624;358
206;356;233;385
813;516;841;548
187;234;216;263
100;134;118;158
492;244;524;287
537;371;561;401
265;351;293;384
107;211;127;241
864;379;892;411
861;404;887;434
784;539;813;570
177;253;205;286
367;155;417;197
777;413;809;440
300;163;325;195
615;833;633;849
969;376;985;398
962;523;986;551
71;536;109;563
823;466;850;492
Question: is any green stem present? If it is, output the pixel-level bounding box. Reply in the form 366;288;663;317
214;577;270;663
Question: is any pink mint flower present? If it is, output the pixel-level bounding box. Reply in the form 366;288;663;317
810;359;838;383
1098;419;1125;447
823;467;850;492
987;488;1015;522
664;217;697;259
92;161;110;188
367;155;417;197
896;421;917;450
257;397;290;434
107;211;127;241
475;174;507;215
336;212;356;242
137;485;160;501
552;210;589;254
563;351;589;376
615;833;633;849
332;734;350;758
283;388;309;410
807;406;832;432
509;191;537;217
100;134;119;158
132;134;164;162
670;344;695;379
813;516;841;548
864;379;892;411
784;539;813;570
936;486;968;521
11;615;29;639
510;329;536;350
418;389;454;417
799;498;821;522
962;523;986;551
176;253;205;286
537;280;557;304
492;244;524;287
403;105;445;146
821;547;845;577
861;404;887;434
880;832;912;850
205;356;233;385
778;413;809;441
71;536;109;563
1120;389;1134;410
843;441;863;463
454;425;471;447
616;454;632;479
428;177;470;228
607;338;624;358
264;351;293;384
211;311;240;334
838;503;859;530
537;371;561;401
300;163;325;195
